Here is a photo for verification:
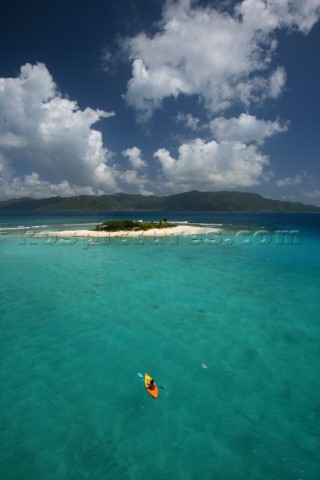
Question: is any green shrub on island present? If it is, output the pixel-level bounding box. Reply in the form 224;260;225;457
95;219;176;232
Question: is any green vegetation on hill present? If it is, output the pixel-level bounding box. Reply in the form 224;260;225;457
95;219;176;231
0;190;319;212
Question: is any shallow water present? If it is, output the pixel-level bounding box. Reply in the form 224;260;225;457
1;212;319;479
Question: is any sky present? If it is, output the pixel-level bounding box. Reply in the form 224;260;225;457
0;0;320;204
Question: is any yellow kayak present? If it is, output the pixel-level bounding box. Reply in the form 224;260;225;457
144;373;159;399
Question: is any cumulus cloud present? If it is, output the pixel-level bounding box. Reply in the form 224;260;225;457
155;113;290;192
176;113;201;131
154;137;270;192
123;0;320;119
122;146;147;169
210;114;289;144
237;0;320;34
0;63;119;198
276;170;313;187
303;189;320;199
0;171;99;200
119;146;151;194
119;169;153;195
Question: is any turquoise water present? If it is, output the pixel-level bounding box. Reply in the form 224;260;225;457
1;213;319;479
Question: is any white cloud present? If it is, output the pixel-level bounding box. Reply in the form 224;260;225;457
276;170;313;187
122;146;147;169
237;0;320;34
210;114;288;144
269;66;287;98
276;176;302;187
120;146;151;194
0;172;99;199
303;189;320;199
154;112;289;193
119;169;152;195
176;113;201;131
123;0;320;119
154;137;270;192
0;63;120;198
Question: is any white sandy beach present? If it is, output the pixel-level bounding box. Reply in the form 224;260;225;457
37;225;218;238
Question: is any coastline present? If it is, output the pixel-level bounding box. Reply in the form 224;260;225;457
37;225;218;238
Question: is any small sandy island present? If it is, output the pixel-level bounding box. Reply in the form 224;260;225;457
37;225;219;238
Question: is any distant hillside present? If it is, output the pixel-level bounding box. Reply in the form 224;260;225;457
0;191;319;212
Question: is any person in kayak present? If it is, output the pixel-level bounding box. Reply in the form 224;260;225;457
148;379;156;390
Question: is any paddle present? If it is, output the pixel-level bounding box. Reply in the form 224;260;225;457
137;372;165;389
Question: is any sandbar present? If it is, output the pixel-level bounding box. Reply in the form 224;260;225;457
37;225;219;238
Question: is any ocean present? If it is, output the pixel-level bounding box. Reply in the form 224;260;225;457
0;211;319;480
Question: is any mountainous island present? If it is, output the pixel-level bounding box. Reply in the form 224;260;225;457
0;191;319;212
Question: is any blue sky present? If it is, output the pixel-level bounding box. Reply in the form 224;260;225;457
1;0;320;204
